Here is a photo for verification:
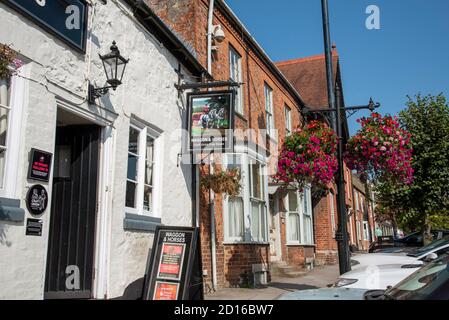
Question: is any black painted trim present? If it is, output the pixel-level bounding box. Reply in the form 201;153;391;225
123;212;162;232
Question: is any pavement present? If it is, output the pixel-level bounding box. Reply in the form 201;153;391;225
205;264;340;300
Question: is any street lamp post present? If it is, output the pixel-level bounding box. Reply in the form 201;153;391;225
317;0;380;275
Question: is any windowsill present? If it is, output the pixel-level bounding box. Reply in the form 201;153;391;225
123;212;162;232
286;242;316;247
223;241;270;246
0;197;25;223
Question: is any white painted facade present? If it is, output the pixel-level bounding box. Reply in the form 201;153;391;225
0;0;197;299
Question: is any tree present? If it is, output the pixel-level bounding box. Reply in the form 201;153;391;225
396;94;449;243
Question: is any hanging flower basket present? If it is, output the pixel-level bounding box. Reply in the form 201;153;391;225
275;120;338;191
0;43;22;79
345;113;414;185
201;167;242;197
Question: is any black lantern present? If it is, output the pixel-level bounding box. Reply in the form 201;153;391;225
88;41;129;103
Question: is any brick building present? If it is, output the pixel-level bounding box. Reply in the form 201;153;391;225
146;0;315;289
276;48;358;265
349;173;376;251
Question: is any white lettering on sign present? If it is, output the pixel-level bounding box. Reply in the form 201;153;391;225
35;0;46;7
163;232;186;243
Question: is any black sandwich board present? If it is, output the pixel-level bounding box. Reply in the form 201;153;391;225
142;226;204;300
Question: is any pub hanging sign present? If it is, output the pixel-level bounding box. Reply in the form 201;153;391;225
187;90;235;153
4;0;88;52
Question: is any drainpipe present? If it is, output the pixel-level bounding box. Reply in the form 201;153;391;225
207;0;218;291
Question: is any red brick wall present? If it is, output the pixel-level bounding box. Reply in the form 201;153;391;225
224;244;270;287
313;186;338;265
286;246;315;266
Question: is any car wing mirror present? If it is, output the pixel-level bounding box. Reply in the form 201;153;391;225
424;252;438;262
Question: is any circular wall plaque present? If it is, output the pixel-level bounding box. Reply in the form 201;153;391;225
26;184;48;216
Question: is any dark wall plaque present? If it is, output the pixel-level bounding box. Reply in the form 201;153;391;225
26;185;48;216
26;218;43;236
4;0;88;52
143;226;204;300
28;148;52;182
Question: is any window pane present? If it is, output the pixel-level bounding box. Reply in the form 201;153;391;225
251;200;260;241
288;191;298;211
145;136;154;186
126;181;137;208
128;127;139;154
0;108;8;147
303;188;310;215
0;149;5;189
127;154;138;181
251;163;261;199
143;185;152;212
228;196;244;238
304;215;313;244
288;212;300;242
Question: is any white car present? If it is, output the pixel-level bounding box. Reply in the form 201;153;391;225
351;237;449;270
334;237;449;290
334;263;420;290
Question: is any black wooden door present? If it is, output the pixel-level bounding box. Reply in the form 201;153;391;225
45;125;100;299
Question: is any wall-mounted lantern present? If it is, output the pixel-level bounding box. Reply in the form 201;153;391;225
88;41;129;103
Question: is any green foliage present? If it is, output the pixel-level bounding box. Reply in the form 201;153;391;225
375;94;449;233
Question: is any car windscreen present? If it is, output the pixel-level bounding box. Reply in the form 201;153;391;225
385;254;449;300
406;236;449;257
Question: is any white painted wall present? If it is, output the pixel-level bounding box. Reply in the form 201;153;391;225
0;0;194;299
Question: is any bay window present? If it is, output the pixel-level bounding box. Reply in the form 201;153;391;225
224;153;268;243
126;124;158;216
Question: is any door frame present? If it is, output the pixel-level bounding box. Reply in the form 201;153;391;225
47;101;115;299
269;193;282;262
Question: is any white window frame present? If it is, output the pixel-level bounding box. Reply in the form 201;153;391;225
354;190;359;211
125;122;162;217
264;83;275;136
223;153;269;244
286;186;314;245
363;221;370;240
0;63;27;198
229;46;244;115
284;105;292;136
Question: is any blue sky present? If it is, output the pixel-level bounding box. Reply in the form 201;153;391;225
225;0;449;135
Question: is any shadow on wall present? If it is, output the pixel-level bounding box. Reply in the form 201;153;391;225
113;277;145;300
0;223;12;247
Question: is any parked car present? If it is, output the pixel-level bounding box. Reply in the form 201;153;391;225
351;236;449;270
278;254;449;300
369;230;449;253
